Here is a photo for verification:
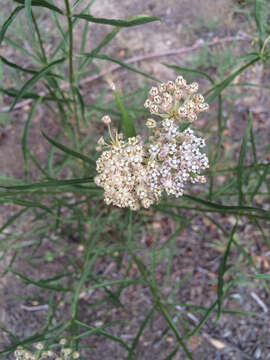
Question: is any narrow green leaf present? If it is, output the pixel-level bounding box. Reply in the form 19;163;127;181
75;320;132;351
162;63;214;84
9;57;66;110
250;166;269;202
0;177;95;191
248;273;270;280
126;306;156;360
205;57;260;103
158;302;193;359
181;195;270;216
2;198;55;215
0;208;28;233
0;55;62;79
0;87;69;104
73;13;161;27
78;26;121;75
22;97;44;180
8;268;71;291
41;130;96;166
93;54;160;82
254;0;264;48
75;87;86;125
164;346;180;360
25;0;34;39
113;88;136;138
0;57;3;80
216;220;238;321
237;112;253;206
0;6;24;45
13;0;64;14
187;300;217;338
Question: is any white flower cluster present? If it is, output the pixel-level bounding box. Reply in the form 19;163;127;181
147;122;208;198
14;339;80;360
94;116;157;210
144;76;209;122
94;76;209;210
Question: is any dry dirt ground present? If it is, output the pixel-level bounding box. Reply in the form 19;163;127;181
1;0;270;359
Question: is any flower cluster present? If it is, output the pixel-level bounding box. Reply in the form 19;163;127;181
94;116;157;210
14;339;80;360
146;121;208;198
94;76;209;210
144;76;209;123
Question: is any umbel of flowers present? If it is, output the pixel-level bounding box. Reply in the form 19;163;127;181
14;339;80;359
94;76;209;210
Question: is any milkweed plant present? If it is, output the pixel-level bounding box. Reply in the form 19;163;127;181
0;1;270;359
95;77;209;210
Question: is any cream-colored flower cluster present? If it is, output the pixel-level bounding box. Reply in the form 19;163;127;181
144;76;209;122
14;339;80;360
94;76;209;210
95;116;157;210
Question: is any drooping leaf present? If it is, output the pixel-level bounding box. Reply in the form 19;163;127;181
41;130;96;167
9;57;66;110
73;13;161;27
0;6;24;45
13;0;63;14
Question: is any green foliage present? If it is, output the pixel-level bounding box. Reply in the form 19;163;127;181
0;1;270;359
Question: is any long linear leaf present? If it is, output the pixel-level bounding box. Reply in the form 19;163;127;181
113;88;136;138
0;208;28;233
248;273;270;280
254;0;264;48
94;54;160;82
9;57;66;110
237;112;253;206
181;195;270;216
0;87;69;103
2;198;55;215
126;306;156;360
216;220;238;321
158;302;193;360
25;0;34;39
22;97;44;179
162;63;214;84
41;130;96;166
0;177;95;191
0;55;63;79
73;13;161;27
8;268;71;291
78;26;121;75
13;0;63;14
205;56;260;103
0;6;24;45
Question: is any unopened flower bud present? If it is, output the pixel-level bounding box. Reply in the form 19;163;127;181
166;80;175;92
174;89;183;100
186;82;199;94
146;118;157;128
72;352;80;359
175;76;187;88
102;115;111;125
144;99;152;108
158;83;167;93
97;137;105;146
197;103;209;112
187;112;197;122
149;86;159;97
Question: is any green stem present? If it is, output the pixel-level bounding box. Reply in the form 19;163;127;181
31;10;47;63
64;0;80;141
